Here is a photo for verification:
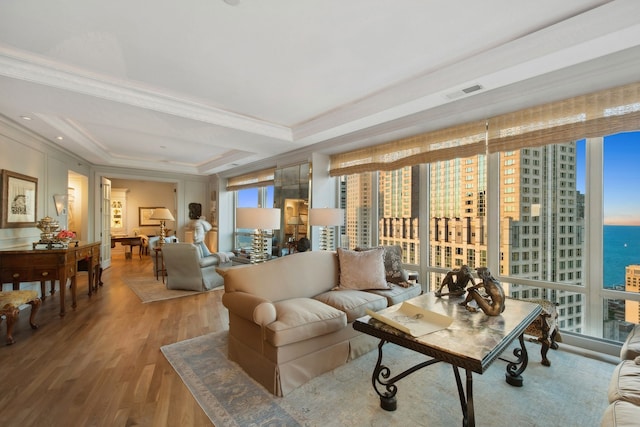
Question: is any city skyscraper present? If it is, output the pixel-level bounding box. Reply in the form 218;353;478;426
344;142;587;334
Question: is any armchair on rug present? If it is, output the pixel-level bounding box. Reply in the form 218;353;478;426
161;243;233;291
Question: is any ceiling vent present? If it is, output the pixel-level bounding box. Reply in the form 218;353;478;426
462;84;483;94
444;84;484;100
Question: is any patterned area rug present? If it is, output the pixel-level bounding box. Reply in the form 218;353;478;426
161;331;616;427
125;276;222;303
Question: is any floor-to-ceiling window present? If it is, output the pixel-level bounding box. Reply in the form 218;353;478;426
601;132;640;342
335;82;640;350
341;133;640;347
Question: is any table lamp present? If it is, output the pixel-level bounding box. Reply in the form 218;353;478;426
149;208;174;246
236;207;281;263
309;208;344;251
287;215;303;242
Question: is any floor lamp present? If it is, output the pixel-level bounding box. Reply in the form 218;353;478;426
236;208;281;263
309;208;344;251
149;208;174;246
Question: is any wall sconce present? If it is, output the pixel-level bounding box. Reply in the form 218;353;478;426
309;208;344;251
149;208;175;245
236;208;281;263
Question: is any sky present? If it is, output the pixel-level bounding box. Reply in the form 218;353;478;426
576;132;640;225
601;131;640;225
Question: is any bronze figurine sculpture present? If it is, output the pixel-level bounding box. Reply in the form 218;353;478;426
435;265;475;297
459;267;505;316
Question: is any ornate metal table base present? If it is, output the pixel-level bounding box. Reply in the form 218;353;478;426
501;334;529;387
371;335;529;427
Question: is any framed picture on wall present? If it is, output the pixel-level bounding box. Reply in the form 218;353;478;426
139;207;163;226
1;169;38;228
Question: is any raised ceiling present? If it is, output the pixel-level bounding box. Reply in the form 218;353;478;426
1;0;639;177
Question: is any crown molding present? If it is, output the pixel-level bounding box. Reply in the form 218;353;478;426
0;46;293;142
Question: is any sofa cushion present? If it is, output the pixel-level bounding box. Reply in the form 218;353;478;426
601;400;640;427
265;298;347;347
608;359;640;405
620;324;640;360
367;282;423;306
356;245;411;287
220;251;339;302
314;290;387;323
337;247;389;290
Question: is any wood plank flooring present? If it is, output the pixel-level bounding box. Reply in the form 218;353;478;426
0;253;226;426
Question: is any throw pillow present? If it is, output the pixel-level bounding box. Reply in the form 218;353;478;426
356;245;410;287
337;247;389;290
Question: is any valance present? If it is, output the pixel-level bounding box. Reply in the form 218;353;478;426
226;168;275;191
329;81;640;176
329;121;487;177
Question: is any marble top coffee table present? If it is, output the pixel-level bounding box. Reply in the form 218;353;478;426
353;292;541;427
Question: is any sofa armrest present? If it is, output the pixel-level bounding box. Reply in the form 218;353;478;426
222;291;276;326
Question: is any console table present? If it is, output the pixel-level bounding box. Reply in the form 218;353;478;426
354;293;541;427
0;241;101;317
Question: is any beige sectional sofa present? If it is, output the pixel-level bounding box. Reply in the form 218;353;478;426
218;247;422;396
602;324;640;426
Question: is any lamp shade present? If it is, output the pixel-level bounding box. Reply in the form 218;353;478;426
309;208;344;227
287;216;303;226
149;207;174;221
236;208;281;230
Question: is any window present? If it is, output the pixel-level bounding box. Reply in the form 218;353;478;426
603;132;640;341
335;82;640;347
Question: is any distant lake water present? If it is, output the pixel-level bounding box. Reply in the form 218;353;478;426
604;225;640;288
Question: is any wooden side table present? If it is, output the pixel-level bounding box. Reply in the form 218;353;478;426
154;247;166;283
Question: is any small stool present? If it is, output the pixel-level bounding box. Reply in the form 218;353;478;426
0;290;41;345
520;298;561;366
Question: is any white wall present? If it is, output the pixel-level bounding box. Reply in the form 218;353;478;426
0;116;92;249
109;179;177;237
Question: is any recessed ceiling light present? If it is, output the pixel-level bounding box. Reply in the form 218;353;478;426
20;115;32;120
56;136;64;140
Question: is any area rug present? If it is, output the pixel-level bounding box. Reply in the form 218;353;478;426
126;276;222;303
161;331;616;427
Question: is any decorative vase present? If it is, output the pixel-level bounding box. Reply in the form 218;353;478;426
36;216;60;242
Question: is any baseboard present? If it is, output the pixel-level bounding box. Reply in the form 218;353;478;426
556;331;621;364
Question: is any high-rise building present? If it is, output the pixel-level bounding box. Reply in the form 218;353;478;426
343;144;586;334
345;173;374;249
429;144;585;333
378;166;420;265
625;265;640;323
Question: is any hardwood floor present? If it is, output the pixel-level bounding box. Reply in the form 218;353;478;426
0;253;226;426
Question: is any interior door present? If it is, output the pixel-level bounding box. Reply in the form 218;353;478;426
101;177;112;269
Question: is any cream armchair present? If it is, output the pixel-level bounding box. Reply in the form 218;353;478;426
161;243;232;291
148;235;178;277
